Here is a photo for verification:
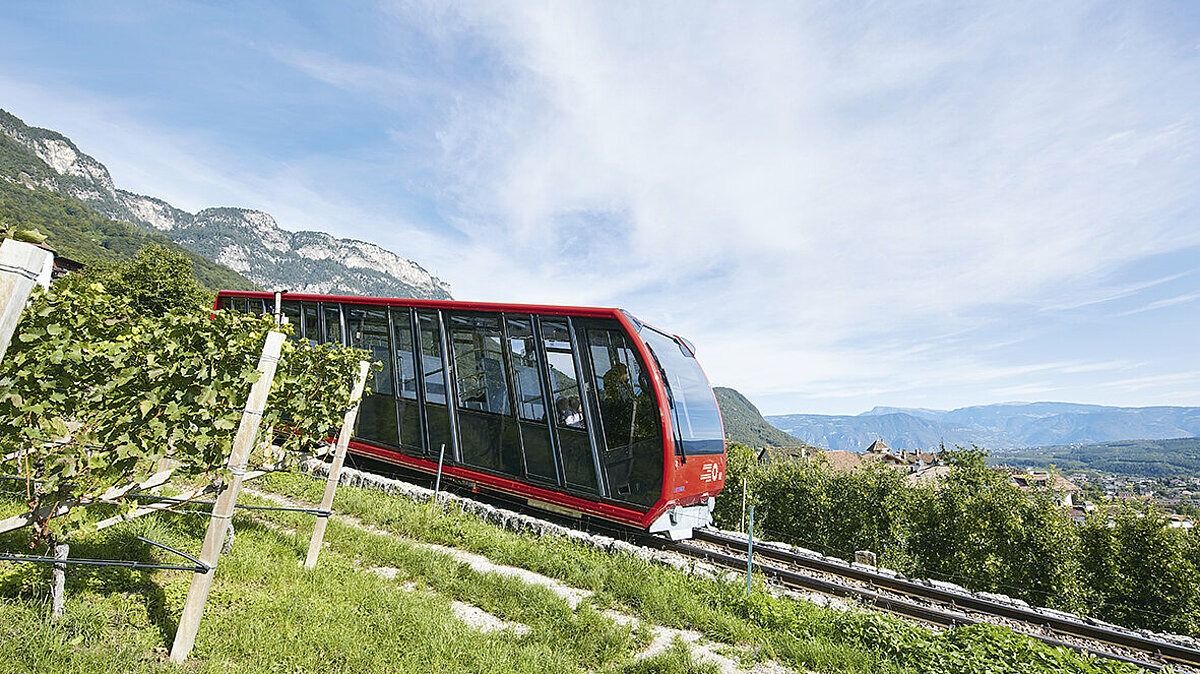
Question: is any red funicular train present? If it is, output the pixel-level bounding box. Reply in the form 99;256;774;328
217;292;726;539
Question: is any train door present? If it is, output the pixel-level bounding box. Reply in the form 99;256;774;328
580;320;664;508
322;303;344;345
280;300;303;341
504;315;557;484
391;307;425;458
539;318;600;495
416;310;455;460
448;314;523;478
346;306;399;448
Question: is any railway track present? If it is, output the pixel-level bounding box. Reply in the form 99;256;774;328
679;528;1200;672
341;456;1199;672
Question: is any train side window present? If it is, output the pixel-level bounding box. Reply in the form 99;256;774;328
541;319;598;493
303;303;320;345
450;314;511;415
542;323;585;430
505;317;545;421
450;314;521;477
347;307;398;447
507;316;556;482
323;304;343;345
417;310;453;457
281;300;302;341
217;296;233;310
586;323;663;507
418;312;447;404
392;307;423;456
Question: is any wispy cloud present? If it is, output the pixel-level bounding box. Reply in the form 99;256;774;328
1100;372;1200;392
4;1;1199;414
1116;292;1200;317
404;3;1200;404
1042;271;1193;311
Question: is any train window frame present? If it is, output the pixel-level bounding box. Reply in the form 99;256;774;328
582;319;665;507
638;326;724;456
449;313;512;416
390;307;424;457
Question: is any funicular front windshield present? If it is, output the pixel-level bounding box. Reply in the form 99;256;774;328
637;326;724;456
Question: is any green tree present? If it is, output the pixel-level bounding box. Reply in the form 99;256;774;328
58;243;212;313
1079;505;1200;633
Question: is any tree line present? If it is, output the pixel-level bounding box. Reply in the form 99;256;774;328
716;443;1200;636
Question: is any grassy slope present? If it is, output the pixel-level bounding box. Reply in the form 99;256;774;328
0;472;1141;674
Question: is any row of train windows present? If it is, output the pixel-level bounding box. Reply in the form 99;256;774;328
218;297;665;507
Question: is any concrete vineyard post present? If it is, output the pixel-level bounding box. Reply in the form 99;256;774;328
51;540;68;620
0;239;53;364
169;330;286;663
304;360;371;570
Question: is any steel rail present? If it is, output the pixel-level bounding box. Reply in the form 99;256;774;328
692;528;1200;671
669;538;1168;671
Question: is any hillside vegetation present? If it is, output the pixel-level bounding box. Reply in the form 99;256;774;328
1;108;448;299
713;386;816;449
718;444;1200;636
0;469;1146;674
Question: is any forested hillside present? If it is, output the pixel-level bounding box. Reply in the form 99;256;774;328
0;108;450;299
992;437;1200;477
713;386;815;448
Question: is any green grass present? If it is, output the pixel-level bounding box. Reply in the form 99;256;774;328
0;487;713;674
0;471;1150;674
250;472;1145;674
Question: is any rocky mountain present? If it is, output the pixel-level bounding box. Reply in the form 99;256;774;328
0;109;451;299
1;129;255;290
768;402;1200;452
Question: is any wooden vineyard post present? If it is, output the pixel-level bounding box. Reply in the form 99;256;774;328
169;330;287;663
0;239;53;364
304;360;371;570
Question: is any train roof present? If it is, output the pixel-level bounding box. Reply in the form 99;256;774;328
217;289;626;320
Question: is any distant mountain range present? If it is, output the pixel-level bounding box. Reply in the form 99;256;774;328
767;402;1200;451
0;108;451;299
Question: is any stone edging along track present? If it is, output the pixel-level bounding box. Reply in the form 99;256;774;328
297;460;853;609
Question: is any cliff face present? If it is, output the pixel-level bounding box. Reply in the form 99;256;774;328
0;109;452;300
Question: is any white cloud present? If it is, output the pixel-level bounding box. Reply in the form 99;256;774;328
7;2;1199;414
410;2;1200;406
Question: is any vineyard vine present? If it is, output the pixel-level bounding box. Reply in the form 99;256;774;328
0;282;372;539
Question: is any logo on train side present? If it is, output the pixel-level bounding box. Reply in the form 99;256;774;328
699;462;723;483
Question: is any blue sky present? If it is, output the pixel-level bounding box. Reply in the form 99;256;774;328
2;1;1198;415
